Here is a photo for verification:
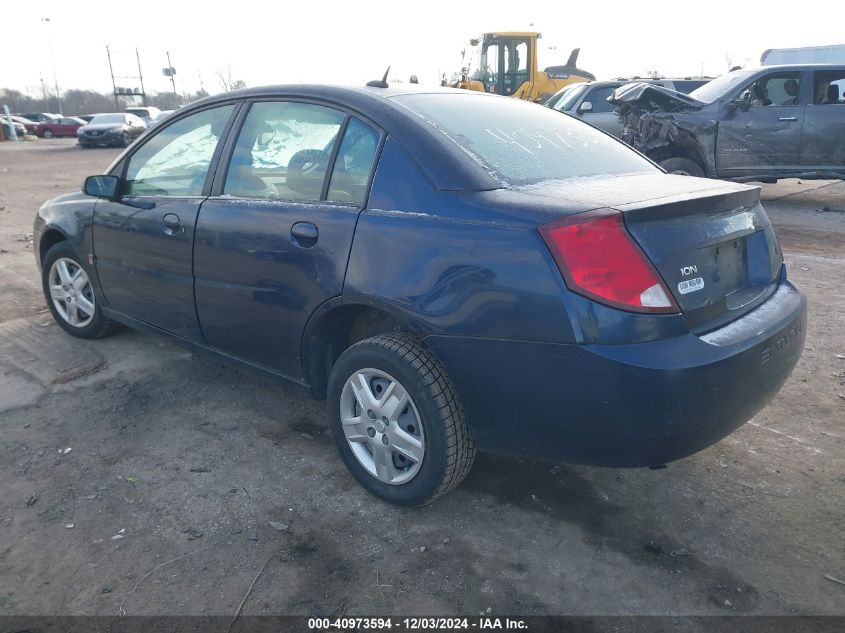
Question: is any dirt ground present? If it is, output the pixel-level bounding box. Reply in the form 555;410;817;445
0;138;843;618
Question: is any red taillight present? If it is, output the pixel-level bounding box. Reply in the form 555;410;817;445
539;208;679;314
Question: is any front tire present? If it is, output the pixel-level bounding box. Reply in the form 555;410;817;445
42;129;54;139
41;242;121;339
659;157;705;177
328;334;476;506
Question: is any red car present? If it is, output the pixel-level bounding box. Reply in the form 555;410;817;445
35;117;86;138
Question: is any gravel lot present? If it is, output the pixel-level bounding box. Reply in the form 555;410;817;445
0;138;843;618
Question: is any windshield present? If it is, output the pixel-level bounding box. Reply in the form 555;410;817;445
395;93;656;186
690;70;756;103
552;84;588;111
465;40;485;81
90;114;125;125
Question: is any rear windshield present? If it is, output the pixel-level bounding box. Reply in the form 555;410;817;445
394;93;655;186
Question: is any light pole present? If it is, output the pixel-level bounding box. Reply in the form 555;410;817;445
41;17;63;115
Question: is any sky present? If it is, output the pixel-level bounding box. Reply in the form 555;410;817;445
3;0;843;100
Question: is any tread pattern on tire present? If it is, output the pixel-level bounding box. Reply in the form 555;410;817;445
350;333;476;505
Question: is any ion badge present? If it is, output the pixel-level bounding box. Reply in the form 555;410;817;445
678;277;704;295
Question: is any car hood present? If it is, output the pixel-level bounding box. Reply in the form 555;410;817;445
608;82;706;112
80;123;124;132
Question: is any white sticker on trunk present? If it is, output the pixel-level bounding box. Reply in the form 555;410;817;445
678;277;704;295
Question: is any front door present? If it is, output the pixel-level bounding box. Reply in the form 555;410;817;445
716;71;806;176
93;104;237;341
577;84;624;137
194;101;382;379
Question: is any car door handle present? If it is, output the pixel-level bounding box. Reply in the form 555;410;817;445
162;213;182;235
290;221;319;247
778;116;797;121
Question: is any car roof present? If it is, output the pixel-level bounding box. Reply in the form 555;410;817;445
184;84;506;191
743;63;845;72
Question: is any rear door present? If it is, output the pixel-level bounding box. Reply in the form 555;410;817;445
800;68;845;170
193;101;382;379
93;103;238;341
716;70;806;176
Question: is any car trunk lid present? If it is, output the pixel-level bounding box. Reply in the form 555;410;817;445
521;173;783;333
619;182;783;332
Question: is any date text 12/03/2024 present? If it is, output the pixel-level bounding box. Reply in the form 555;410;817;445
307;617;528;630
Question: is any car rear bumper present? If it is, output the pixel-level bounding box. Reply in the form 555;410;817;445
425;281;807;467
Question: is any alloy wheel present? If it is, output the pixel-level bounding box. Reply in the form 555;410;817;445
339;368;425;485
48;257;96;328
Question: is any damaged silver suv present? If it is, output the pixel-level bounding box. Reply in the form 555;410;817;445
609;64;845;182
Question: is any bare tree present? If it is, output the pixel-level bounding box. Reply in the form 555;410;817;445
646;70;663;79
214;66;247;93
724;52;749;72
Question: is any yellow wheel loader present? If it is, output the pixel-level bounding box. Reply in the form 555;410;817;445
445;32;595;103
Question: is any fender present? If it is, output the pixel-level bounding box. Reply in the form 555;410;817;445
34;191;97;269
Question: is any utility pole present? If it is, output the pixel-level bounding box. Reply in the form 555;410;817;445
106;46;119;110
41;17;62;114
40;75;48;111
165;51;179;103
136;48;147;106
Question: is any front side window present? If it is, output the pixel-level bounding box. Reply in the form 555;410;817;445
583;85;617;113
327;118;380;205
124;104;234;197
224;101;344;201
745;73;802;107
551;84;588;112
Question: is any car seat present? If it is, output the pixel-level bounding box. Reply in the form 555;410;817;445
781;79;799;106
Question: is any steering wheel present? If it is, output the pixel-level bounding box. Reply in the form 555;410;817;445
287;149;328;196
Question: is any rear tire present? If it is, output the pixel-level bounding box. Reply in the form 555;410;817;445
42;129;54;139
328;333;476;506
659;157;705;177
41;242;122;339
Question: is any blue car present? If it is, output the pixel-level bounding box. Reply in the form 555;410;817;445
33;84;806;506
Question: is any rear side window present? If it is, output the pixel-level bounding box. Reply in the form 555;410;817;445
224;101;344;201
327;118;380;205
813;70;845;104
395;93;656;186
124;105;234;196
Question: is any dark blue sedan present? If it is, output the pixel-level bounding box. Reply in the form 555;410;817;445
33;84;806;506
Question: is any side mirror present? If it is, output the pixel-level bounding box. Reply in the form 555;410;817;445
83;175;119;199
578;101;593;113
731;90;752;112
